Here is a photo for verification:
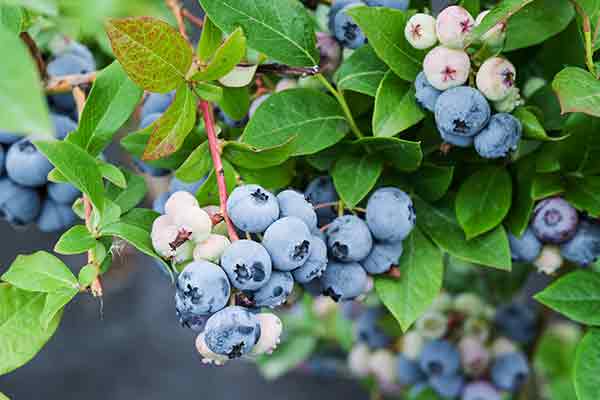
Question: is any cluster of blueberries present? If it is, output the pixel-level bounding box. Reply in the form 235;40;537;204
346;293;536;399
406;6;524;158
508;196;600;273
0;41;95;231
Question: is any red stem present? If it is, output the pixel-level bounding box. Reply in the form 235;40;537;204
199;100;239;241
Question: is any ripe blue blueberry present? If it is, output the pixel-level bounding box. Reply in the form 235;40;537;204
304;176;339;226
320;261;368;301
47;182;81;205
334;4;367;49
292;235;328;283
409;382;432;398
0;131;20;145
531;197;578;244
175;310;208;332
327;215;373;262
37;199;77;232
63;41;97;69
216;107;249;128
0;178;41;226
361;241;403;274
0;145;4;175
6;138;53;187
561;219;600;266
474;113;522;159
435;86;491;138
419;340;461;377
47;53;95;113
366;187;415;243
141;91;174;120
429;374;464;399
462;381;501;400
440;130;474;147
301;278;323;296
490;351;530;392
175;260;231;317
415;71;442;112
132;158;170;177
227;184;280;233
508;227;542;263
248;271;294;308
262;217;312;272
494;302;537;344
51;113;77;140
365;0;409;10
152;192;170;214
396;354;426;385
204;306;261;359
356;308;391;349
220;239;273;291
169;176;206;194
277;189;318;232
328;0;363;32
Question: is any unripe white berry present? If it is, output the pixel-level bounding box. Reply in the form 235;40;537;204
453;293;484;317
312;295;338;317
250;313;283;356
423;46;470;90
165;191;199;219
348;344;372;377
533;245;564;275
463;317;490;343
430;291;453;312
436;6;475;48
548;322;582;343
275;78;298;92
173;206;212;243
475;10;507;47
368;349;397;385
151;215;178;258
491;337;518;357
195;332;229;365
459;336;490;377
405;13;437;50
193;234;231;263
401;331;424;360
476;57;516;101
492;86;523;113
416;310;448;340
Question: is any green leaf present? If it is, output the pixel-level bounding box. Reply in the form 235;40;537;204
199;0;319;67
4;0;56;16
513;107;569;141
467;0;534;44
408;165;454;203
1;251;77;293
0;391;9;400
0;25;52;137
574;329;600;400
535;270;600;325
349;7;424;82
0;4;23;34
354;136;423;172
460;0;480;16
257;335;317;380
455;166;512;239
506;157;536;236
40;287;77;329
175;141;212;183
98;161;127;188
415;196;512;270
105;170;147;214
373;70;424;137
242;89;348;156
106;17;193;93
0;285;62;376
504;0;575;51
69;61;143;156
237;160;296;192
332;153;383;208
193;81;223;102
375;227;444;331
553;67;600;118
217;86;250;120
197;16;223;63
54;225;97;255
334;45;388;97
223;137;296;170
94;198;124;231
531;173;564;200
564;176;600;217
34;140;105;214
141;83;197;161
192;28;246;82
196;159;237;205
78;265;98;288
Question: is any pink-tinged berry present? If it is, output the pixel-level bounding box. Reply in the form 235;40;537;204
423;46;471;90
348;344;372;377
401;331;424;360
173;206;212;243
151;215;178;258
435;6;475;48
275;78;298;92
476;57;516;101
459;336;490;377
405;13;437;50
250;313;283;356
316;32;342;74
165;191;199;218
533;245;564;275
475;10;507;47
193;234;231;263
368;349;397;385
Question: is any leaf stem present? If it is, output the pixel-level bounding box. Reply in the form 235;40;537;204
46;72;97;94
569;0;598;77
165;0;189;42
181;8;204;29
315;73;365;139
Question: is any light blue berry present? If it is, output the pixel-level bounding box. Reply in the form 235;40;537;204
361;241;403;274
0;178;41;226
435;86;491;138
262;216;312;271
0;131;20;145
396;354;426;385
320;261;367;301
175;260;231;317
47;53;95;113
292;235;328;283
419;340;461;377
474;113;522;159
561;219;600;266
429;374;464;399
415;71;442;112
141;91;174;120
152;192;170;214
277;189;318;232
531;197;578;244
249;271;294;308
220;239;272;291
490;352;530;392
51;113;77;140
6;138;53;187
508;227;542;263
48;182;81;205
334;4;367;49
169;176;206;195
227;184;280;233
462;381;501;400
304;176;339;226
327;215;373;262
366;0;409;8
356;308;391;349
494;302;537;344
328;0;363;32
37;199;77;232
366;187;415;243
440;130;474;147
204;306;261;359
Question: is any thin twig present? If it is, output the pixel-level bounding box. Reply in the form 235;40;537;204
182;8;204;29
255;64;320;77
46;72;97;94
569;0;597;77
20;32;47;79
165;0;189;42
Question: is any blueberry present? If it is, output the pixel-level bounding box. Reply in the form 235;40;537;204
316;32;342;75
132;158;170;177
326;215;373;262
227;184;280;233
277;189;318;232
220;239;273;291
175;310;208;332
301;278;323;296
51;113;77;140
262;216;312;271
175;260;231;318
494;302;537;344
409;382;432;398
248;271;294;308
0;145;4;175
474;113;522;159
141;92;174;120
0;178;41;225
292;235;328;283
361;240;403;274
139;112;161;130
415;71;442;112
561;219;600;266
6;138;53;187
320;261;367;301
169;176;206;194
462;381;501;400
356;308;391;349
63;41;97;69
440;130;474;147
531;197;578;244
328;0;363;33
396;354;426;385
508;226;542;263
365;0;409;9
419;340;461;377
152;192;170;214
334;4;367;49
47;182;81;205
249;94;271;119
366;187;415;243
204;306;261;359
490;352;530;392
47;53;95;113
429;374;464;399
216;108;248;128
0;131;20;145
37;199;77;232
435;86;491;138
304;176;339;226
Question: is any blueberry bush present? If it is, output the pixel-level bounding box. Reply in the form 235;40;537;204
0;0;600;398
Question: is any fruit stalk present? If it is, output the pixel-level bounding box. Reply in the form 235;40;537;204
199;100;239;241
315;74;364;139
165;0;189;41
46;72;97;94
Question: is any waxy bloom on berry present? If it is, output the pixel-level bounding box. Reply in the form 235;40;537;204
423;46;470;90
436;6;474;48
476;57;516;101
405;13;437;49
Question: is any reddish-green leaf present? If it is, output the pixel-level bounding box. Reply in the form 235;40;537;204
192;28;246;82
553;67;600;118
